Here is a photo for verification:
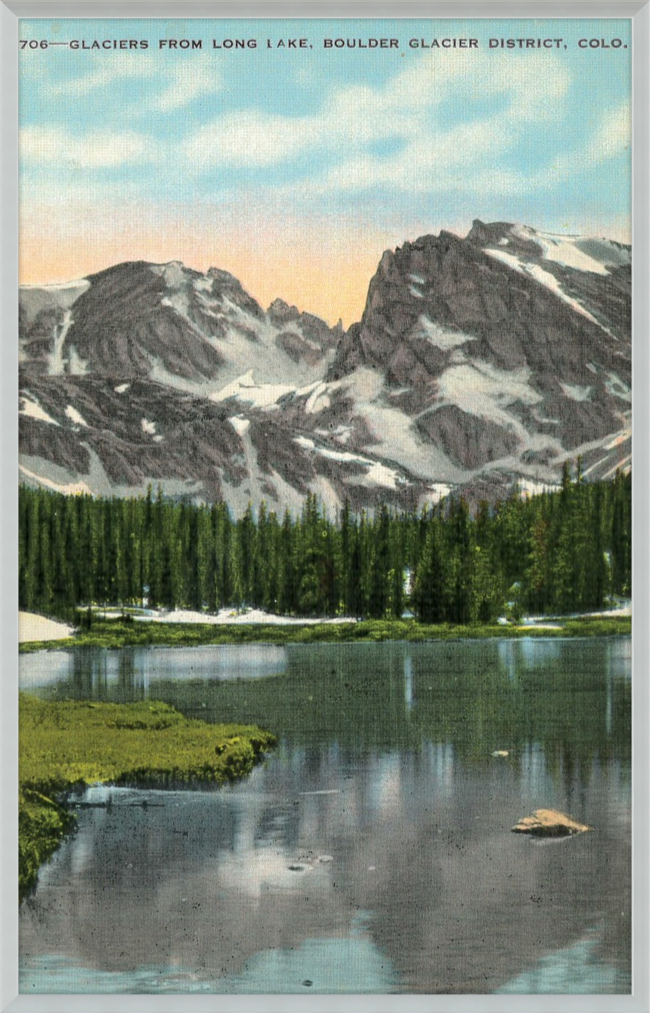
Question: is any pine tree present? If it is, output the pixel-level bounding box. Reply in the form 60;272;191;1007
368;504;390;618
17;470;633;623
412;518;447;623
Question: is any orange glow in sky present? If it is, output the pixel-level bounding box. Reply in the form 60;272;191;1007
19;200;407;327
19;199;631;329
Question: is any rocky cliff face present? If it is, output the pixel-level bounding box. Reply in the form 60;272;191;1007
19;261;341;387
329;221;630;473
19;222;631;513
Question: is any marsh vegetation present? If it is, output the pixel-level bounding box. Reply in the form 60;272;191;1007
19;695;276;898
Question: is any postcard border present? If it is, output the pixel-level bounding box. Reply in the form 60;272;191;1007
2;2;649;1012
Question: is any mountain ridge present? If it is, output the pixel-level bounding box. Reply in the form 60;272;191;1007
19;221;631;514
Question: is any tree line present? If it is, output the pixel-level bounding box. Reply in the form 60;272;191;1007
19;464;631;623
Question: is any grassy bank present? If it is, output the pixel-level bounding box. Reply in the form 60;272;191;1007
19;614;631;653
19;695;276;900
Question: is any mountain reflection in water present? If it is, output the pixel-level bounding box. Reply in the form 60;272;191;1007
20;637;631;994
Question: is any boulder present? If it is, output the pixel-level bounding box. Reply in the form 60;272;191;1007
511;809;590;836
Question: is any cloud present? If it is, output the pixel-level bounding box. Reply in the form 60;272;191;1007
20;46;626;211
546;100;631;181
49;52;222;112
152;55;224;111
50;54;158;96
587;101;631;162
20;125;156;168
185;109;325;166
182;50;571;181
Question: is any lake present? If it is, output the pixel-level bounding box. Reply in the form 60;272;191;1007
19;637;631;994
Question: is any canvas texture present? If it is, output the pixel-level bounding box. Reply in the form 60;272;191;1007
17;16;632;996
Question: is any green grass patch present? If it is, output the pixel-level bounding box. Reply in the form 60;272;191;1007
19;614;630;653
561;615;631;637
19;694;276;900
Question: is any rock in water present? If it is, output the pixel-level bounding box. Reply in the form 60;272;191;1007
511;809;590;836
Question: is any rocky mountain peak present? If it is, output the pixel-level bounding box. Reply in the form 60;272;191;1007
267;297;303;326
19;223;631;514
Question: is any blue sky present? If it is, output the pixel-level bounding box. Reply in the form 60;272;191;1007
18;17;632;323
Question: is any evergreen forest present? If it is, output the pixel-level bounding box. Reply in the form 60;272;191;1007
19;464;631;624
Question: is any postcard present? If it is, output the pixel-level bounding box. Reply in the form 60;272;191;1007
10;8;641;1003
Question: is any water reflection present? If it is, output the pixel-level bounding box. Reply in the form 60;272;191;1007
404;655;413;710
495;927;628;994
19;637;631;994
20;732;631;994
21;640;631;773
22;643;289;694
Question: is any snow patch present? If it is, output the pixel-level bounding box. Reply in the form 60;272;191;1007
409;285;423;299
114;383;130;394
418;315;475;351
19;278;90;325
305;382;330;414
229;416;250;437
601;454;631;480
141;607;357;627
581;457;608;479
510;225;616;275
437;360;542;429
19;612;75;643
359;461;400;490
409;273;426;285
152;261;186;288
324;425;352;444
604;373;631;402
603;427;631;451
560;383;592;403
50;310;74;375
360;399;466;483
531;409;560;425
518;478;557;497
22;279;88;293
20;398;60;427
65;405;88;427
161;291;190;317
211;370;297;408
316;446;359;464
67;347;89;375
19;462;92;496
335;367;385;403
484;248;607;331
297;436;404;491
426;483;453;503
141;418;157;435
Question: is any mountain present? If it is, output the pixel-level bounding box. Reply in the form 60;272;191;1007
19;261;342;387
19;222;631;514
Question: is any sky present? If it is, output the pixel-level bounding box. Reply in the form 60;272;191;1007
19;17;631;326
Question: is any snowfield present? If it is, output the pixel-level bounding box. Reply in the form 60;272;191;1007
17;599;629;645
20;397;60;427
483;247;607;330
139;608;358;626
19;612;74;643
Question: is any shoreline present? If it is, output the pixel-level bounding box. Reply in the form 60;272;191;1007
19;696;277;900
18;613;631;653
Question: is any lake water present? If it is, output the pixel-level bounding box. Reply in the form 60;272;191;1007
19;637;631;994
